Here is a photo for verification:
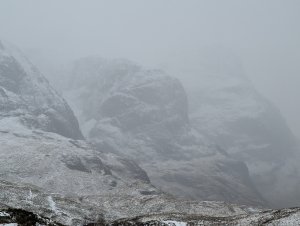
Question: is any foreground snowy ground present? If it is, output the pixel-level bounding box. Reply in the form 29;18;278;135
1;206;300;225
112;209;300;226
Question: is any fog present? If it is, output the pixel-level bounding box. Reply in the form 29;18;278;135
0;0;300;141
4;1;300;220
0;0;300;137
1;0;299;138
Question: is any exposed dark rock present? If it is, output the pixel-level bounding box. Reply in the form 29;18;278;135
0;208;63;226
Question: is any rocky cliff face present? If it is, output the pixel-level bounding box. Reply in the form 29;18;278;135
68;57;189;142
63;57;265;207
0;40;83;140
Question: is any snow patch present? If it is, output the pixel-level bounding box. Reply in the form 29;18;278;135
0;224;18;226
0;212;10;217
47;196;58;214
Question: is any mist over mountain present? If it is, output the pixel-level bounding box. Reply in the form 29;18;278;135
60;57;266;206
19;46;300;224
1;1;300;225
32;53;299;208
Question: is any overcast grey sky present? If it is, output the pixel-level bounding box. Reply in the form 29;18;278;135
1;0;300;138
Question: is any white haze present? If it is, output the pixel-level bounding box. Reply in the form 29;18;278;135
0;0;300;138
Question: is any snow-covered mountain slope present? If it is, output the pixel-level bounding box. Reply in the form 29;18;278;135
0;127;172;220
0;40;82;139
0;130;261;224
0;42;259;225
62;57;265;207
0;91;255;225
176;53;300;208
1;42;300;224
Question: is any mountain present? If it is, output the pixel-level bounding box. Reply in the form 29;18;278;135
0;40;264;225
173;50;300;207
0;40;159;223
62;56;265;207
1;41;300;225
